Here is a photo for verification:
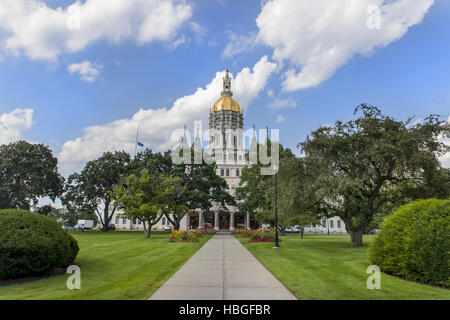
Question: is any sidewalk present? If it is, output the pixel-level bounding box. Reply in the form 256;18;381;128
148;234;297;300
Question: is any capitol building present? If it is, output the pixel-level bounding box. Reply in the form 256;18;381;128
111;70;346;234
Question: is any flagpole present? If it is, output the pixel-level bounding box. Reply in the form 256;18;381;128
134;125;139;159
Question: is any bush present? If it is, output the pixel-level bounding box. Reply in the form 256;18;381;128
368;199;449;288
0;209;79;280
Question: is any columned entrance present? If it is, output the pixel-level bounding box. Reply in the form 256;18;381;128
219;212;229;231
190;211;251;231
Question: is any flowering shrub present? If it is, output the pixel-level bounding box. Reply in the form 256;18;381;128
169;228;213;242
248;228;277;242
168;229;185;242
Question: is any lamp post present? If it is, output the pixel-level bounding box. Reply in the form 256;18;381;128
273;164;280;249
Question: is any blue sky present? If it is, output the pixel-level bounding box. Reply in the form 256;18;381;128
0;0;449;174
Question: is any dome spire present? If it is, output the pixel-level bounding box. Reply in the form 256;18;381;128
221;69;233;97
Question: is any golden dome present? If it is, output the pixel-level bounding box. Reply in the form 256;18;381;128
211;95;242;114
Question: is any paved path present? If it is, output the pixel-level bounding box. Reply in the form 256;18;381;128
149;234;297;300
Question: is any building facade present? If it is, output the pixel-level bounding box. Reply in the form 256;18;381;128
179;70;256;231
110;70;346;234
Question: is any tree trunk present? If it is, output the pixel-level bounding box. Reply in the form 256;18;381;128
300;226;304;239
173;219;181;230
102;202;110;232
144;221;152;238
349;229;364;247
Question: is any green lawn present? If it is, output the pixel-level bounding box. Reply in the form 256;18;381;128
0;231;211;300
236;234;450;300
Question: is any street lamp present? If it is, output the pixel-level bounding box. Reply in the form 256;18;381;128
273;164;280;249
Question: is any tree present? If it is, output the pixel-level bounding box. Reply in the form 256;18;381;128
276;157;319;238
62;151;131;232
0;141;64;210
162;140;235;230
114;169;168;238
236;140;296;231
300;105;450;247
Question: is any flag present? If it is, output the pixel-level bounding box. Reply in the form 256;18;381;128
137;142;144;147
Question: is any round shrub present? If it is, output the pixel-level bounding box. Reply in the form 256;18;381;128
0;209;79;280
368;199;449;288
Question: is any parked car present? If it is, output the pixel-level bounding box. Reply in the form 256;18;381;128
164;225;172;231
291;227;300;233
62;225;74;230
285;227;292;233
368;229;379;235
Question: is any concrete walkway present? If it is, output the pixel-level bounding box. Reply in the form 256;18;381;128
149;234;297;300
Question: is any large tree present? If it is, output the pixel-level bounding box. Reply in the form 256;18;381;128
113;169;181;238
162;140;235;230
300;105;450;247
62;151;131;232
0;140;64;210
276;157;320;238
236;140;298;231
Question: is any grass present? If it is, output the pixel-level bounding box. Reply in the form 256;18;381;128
236;233;450;300
0;231;211;300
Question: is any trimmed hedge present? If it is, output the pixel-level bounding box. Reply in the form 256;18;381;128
368;199;449;288
0;209;79;280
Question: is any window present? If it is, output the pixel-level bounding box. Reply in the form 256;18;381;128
236;169;240;176
226;169;230;177
337;220;341;228
162;217;166;225
330;220;334;228
138;219;142;225
220;169;224;176
122;218;127;224
322;220;326;228
115;217;119;224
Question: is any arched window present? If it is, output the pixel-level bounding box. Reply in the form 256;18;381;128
226;169;230;177
162;217;166;225
236;169;240;177
220;169;224;176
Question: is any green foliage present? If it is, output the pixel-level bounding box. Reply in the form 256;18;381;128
369;199;450;288
236;140;296;227
0;209;79;280
63;151;131;232
0;141;64;210
300;105;450;247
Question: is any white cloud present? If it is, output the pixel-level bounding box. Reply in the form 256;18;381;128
168;35;189;50
267;97;296;110
256;0;434;91
0;0;193;62
67;61;102;82
0;108;33;144
58;56;277;172
274;115;285;124
222;31;257;58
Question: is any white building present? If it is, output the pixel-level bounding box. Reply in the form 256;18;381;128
110;71;347;234
304;216;347;234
